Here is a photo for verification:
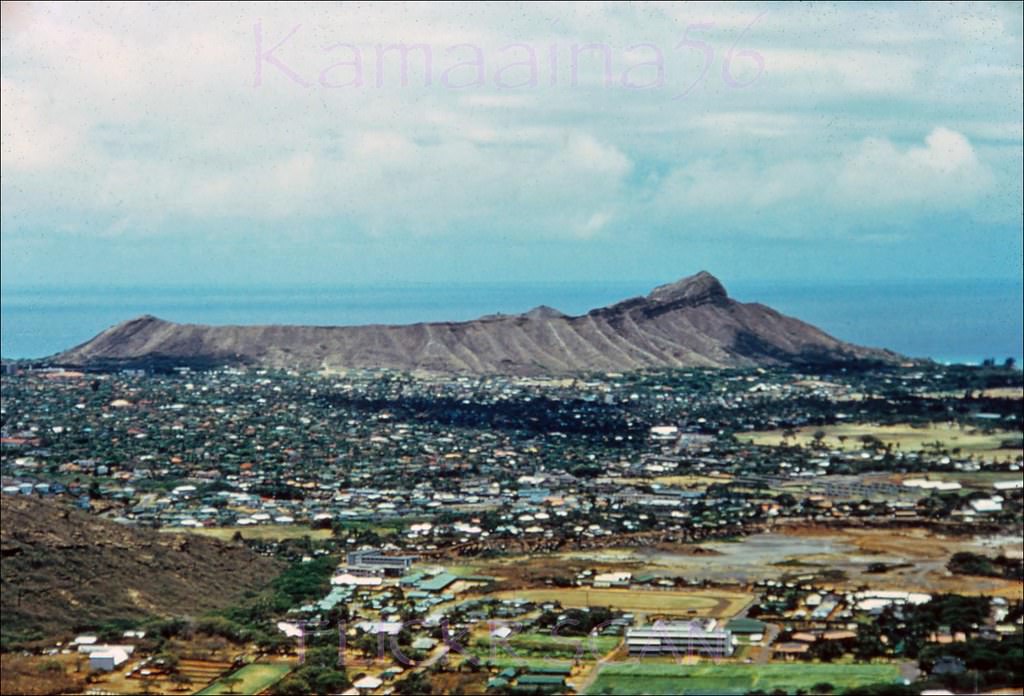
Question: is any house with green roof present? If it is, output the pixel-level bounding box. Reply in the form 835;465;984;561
526;665;572;676
487;677;509;690
400;572;424;587
726;617;767;642
516;674;566;687
418;572;457;592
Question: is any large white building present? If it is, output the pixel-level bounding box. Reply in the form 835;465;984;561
626;621;733;657
346;549;417;575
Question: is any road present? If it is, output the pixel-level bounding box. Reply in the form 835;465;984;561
752;623;782;664
418;644;450;670
569;641;625;695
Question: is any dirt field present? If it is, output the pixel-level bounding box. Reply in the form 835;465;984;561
547;529;1023;600
739;422;1023;461
488;587;751;618
0;653;85;696
780;526;1024;598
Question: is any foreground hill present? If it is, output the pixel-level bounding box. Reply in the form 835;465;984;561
0;496;282;645
52;271;900;374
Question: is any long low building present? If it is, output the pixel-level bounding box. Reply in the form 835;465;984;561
346;549;418;576
626;621;733;657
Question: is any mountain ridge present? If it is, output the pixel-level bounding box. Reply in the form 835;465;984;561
0;495;282;644
50;272;902;374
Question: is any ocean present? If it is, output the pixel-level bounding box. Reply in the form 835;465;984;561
1;279;1021;365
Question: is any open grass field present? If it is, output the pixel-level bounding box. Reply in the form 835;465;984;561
618;475;732;489
584;662;902;695
196;662;291;695
472;631;620;659
446;563;487;577
739;422;1022;461
491;588;751;618
161;524;334;542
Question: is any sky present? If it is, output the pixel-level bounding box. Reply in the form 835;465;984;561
1;1;1022;289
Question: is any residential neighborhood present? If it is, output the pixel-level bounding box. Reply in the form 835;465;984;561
1;361;1021;694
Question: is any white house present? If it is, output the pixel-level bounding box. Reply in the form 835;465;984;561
355;621;403;636
593;571;631;587
353;675;383;691
970;498;1003;514
89;647;131;671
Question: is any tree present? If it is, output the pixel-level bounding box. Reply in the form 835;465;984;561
395;671;431;695
221;676;243;695
313;669;349;693
854;621;885;660
272;674;313;696
354;632;380;657
155;651;180;673
948;551;998;577
810;637;847;662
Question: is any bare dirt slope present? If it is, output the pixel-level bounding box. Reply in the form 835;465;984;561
1;496;282;645
52;271;900;374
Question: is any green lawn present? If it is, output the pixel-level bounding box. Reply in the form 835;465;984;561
473;632;619;659
739;422;1021;461
197;663;292;695
585;662;902;695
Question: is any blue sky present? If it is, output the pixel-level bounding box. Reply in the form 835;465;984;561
1;1;1022;289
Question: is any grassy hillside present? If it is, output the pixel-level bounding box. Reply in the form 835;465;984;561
1;495;283;646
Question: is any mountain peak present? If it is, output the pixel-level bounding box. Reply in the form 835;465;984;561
122;314;168;326
647;271;728;305
523;305;567;320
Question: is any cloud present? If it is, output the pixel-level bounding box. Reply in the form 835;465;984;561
56;128;635;241
0;1;1020;257
649;127;998;236
0;78;82;170
759;49;921;95
835;127;993;208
